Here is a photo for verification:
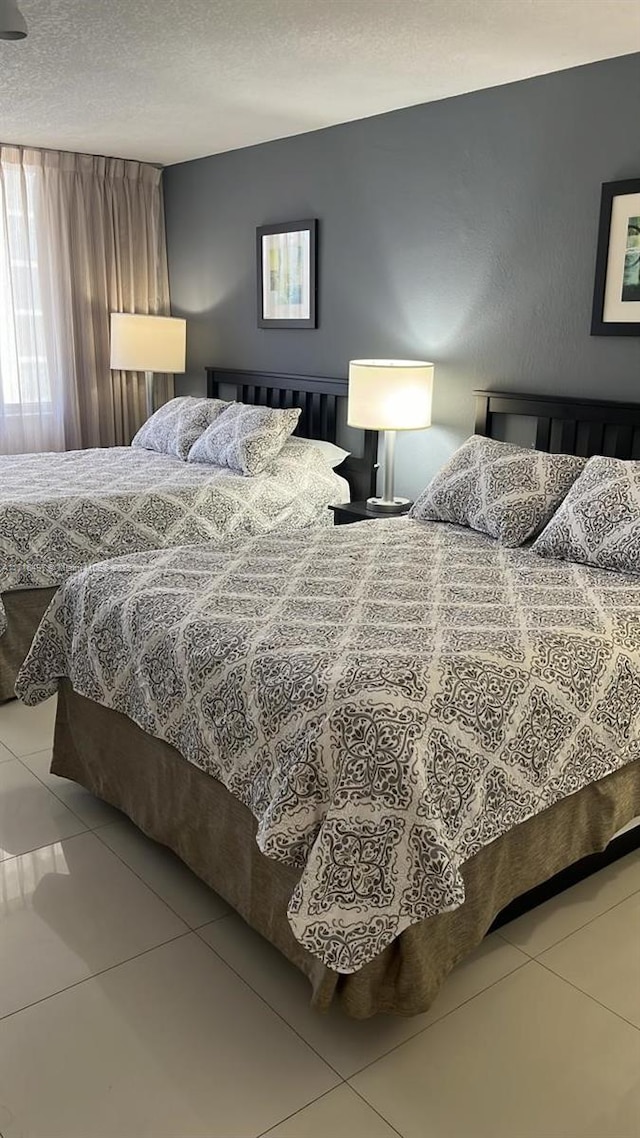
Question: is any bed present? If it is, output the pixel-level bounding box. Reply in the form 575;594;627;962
0;368;377;701
15;389;640;1018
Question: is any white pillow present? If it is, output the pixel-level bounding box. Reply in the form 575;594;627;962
300;438;350;468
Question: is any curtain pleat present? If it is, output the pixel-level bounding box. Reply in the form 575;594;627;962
0;145;172;454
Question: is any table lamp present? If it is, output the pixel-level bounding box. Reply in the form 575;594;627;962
348;359;434;512
110;313;187;419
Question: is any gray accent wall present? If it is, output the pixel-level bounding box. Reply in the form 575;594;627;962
164;53;640;499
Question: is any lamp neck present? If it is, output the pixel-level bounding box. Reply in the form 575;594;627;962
145;371;155;419
381;430;397;504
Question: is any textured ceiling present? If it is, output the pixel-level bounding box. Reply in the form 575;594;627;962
0;0;639;165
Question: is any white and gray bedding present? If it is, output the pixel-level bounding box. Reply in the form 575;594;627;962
0;438;348;636
16;516;640;972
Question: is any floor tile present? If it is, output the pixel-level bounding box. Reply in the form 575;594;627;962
500;849;640;956
0;696;57;756
351;961;640;1138
97;818;230;928
540;892;640;1027
0;934;338;1138
0;831;188;1018
0;740;15;762
21;749;122;828
262;1086;397;1138
200;914;527;1078
0;759;86;860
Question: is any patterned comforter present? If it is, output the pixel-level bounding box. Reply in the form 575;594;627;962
16;518;640;972
0;439;346;636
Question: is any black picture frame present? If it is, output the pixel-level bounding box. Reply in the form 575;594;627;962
256;219;317;329
591;178;640;337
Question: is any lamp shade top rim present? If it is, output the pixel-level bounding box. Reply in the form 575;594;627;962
349;359;433;369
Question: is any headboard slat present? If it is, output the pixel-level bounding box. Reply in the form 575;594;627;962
559;419;577;454
613;424;634;458
584;421;605;457
310;392;321;439
296;392;308;437
535;417;552;451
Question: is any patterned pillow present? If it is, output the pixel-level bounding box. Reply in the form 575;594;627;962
532;456;640;573
410;435;585;547
132;397;229;461
188;403;301;475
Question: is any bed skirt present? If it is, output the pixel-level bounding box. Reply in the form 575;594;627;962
0;588;57;703
52;680;640;1019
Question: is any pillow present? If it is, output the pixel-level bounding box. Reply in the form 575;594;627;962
132;396;229;460
300;439;350;468
532;456;640;573
410;435;585;547
188;402;301;475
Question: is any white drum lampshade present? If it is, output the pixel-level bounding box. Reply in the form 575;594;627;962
110;313;186;418
348;359;434;432
347;359;434;512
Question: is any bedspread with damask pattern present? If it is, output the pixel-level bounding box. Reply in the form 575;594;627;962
0;438;345;636
16;517;640;971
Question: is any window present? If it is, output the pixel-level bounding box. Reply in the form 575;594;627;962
0;163;51;416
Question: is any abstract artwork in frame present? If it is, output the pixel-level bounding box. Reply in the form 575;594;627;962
257;219;317;329
591;178;640;336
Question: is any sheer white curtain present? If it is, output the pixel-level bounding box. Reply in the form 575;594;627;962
0;146;171;455
0;148;64;452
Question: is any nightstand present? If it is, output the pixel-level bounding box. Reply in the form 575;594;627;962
329;500;412;525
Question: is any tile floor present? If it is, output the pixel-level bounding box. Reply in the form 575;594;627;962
0;696;638;1138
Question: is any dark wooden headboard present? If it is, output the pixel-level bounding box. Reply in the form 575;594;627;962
206;367;378;499
474;390;640;459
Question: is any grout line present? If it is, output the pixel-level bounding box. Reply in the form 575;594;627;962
192;912;232;930
348;1085;404;1136
0;826;91;868
0;739;21;762
0;929;193;1025
12;757;94;828
501;868;640;962
0;700;57;763
343;957;533;1082
534;956;640;1034
91;824;222;932
495;932;537;961
13;745;55;759
256;1085;344;1138
255;1083;404;1138
9;752;230;935
193;921;533;1088
3;750;238;926
193;925;345;1082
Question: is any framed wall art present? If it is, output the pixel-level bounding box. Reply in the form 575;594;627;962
591;178;640;336
257;219;317;329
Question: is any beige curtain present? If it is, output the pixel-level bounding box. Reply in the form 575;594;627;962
0;145;171;454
